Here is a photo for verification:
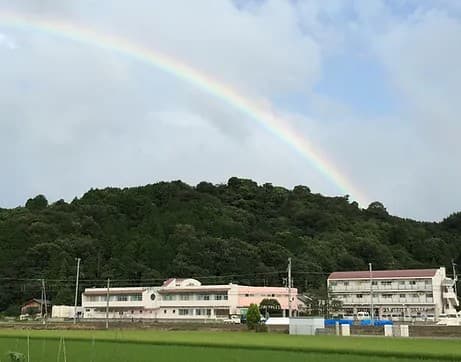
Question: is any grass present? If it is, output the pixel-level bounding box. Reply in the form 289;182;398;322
0;337;451;362
0;329;460;361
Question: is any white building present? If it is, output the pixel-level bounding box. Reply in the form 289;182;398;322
51;305;84;319
327;267;459;320
81;278;299;320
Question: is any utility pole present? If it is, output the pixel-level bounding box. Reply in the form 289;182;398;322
106;278;110;329
40;279;44;320
369;263;374;323
288;257;292;318
452;260;458;296
42;279;47;324
73;258;81;324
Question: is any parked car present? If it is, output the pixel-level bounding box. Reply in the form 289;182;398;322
223;315;241;324
437;313;461;326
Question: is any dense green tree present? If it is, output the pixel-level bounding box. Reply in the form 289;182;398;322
0;177;459;313
25;195;48;211
246;303;261;330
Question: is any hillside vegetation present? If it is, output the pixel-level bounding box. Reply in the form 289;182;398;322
0;177;460;312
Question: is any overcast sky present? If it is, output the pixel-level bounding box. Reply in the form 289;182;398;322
1;0;460;221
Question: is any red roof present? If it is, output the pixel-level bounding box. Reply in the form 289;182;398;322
328;269;438;280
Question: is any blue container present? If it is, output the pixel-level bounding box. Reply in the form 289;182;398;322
374;319;393;326
360;319;394;326
325;319;354;326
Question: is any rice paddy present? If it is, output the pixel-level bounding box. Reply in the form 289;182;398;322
0;329;460;361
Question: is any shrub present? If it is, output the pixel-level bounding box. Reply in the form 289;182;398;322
246;303;261;330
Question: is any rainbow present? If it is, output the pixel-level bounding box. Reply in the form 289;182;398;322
0;10;368;205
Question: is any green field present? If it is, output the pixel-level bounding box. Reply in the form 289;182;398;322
0;329;460;361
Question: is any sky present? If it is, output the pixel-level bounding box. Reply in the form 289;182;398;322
0;0;460;221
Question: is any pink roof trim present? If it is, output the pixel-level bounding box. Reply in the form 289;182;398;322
328;269;438;280
162;278;186;287
84;288;145;295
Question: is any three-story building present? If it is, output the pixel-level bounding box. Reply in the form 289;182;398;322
327;267;458;320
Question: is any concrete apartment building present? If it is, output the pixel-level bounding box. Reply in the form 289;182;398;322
82;278;298;320
328;267;459;320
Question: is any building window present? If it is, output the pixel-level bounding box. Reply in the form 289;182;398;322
130;294;142;301
343;282;349;286
412;294;418;298
372;281;378;286
215;294;227;300
382;294;393;299
356;294;363;298
400;294;406;298
150;294;156;301
215;309;229;317
381;281;392;286
116;295;128;302
409;281;416;285
163;295;176;301
180;294;190;301
196;309;212;316
164;310;167;314
427;293;433;298
330;281;337;286
179;309;190;316
197;294;211;301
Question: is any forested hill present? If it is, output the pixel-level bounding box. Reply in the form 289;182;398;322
1;177;460;313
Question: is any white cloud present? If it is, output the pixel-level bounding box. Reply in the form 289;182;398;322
0;0;332;208
1;0;460;221
0;32;17;48
370;8;461;219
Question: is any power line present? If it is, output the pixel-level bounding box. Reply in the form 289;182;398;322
0;270;288;283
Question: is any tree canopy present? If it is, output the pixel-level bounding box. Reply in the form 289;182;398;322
0;178;460;313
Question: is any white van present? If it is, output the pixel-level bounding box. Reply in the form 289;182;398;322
356;312;370;320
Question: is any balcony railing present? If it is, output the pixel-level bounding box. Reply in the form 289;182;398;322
443;291;458;300
331;284;431;292
339;297;434;305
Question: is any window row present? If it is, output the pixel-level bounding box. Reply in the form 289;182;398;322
332;280;431;287
86;294;142;302
162;293;228;301
340;293;433;299
177;308;212;316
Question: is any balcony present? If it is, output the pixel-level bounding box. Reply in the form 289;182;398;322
331;284;431;292
443;291;458;300
158;300;231;308
82;300;144;308
338;296;434;305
